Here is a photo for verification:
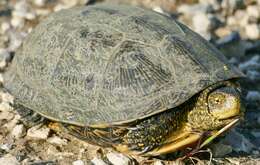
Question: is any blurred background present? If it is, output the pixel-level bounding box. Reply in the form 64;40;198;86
0;0;260;164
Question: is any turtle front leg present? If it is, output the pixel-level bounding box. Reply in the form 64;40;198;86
13;101;46;128
64;108;197;156
118;109;187;155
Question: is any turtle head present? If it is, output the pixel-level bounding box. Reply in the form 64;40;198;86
187;82;241;131
207;86;240;120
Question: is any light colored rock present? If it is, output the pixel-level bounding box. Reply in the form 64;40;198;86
0;91;14;103
226;16;237;26
245;24;260;40
246;5;260;19
0;109;13;121
199;0;221;11
0;143;13;152
35;9;51;16
234;10;249;27
8;30;26;51
10;16;25;29
0;102;14;121
177;3;212;16
60;0;88;7
54;4;71;12
47;135;68;146
192;13;211;39
25;12;36;20
34;0;47;7
106;152;131;165
14;0;29;14
0;74;3;84
72;160;85;165
246;91;260;102
3;114;21;131
27;125;50;140
0;154;19;165
11;124;26;139
1;22;11;34
153;160;164;165
91;158;108;165
215;27;233;38
221;0;245;14
0;101;13;112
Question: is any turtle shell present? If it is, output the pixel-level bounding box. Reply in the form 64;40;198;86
4;4;243;126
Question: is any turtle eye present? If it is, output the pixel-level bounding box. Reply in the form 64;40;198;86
214;97;221;104
208;93;226;111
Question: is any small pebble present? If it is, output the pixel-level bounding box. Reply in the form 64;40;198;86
11;16;25;29
35;9;51;16
0;104;14;121
153;160;164;165
0;143;13;152
251;131;260;138
246;91;260;102
106;152;131;165
216;31;240;46
223;129;254;153
0;154;19;165
54;4;71;12
0;91;14;103
246;5;260;19
47;135;68;146
11;124;26;139
72;160;85;165
3;115;21;131
252;150;260;155
210;142;233;157
238;55;260;71
233;10;248;27
91;157;108;165
178;3;213;16
1;22;11;34
245;24;260;40
27;125;50;140
192;13;212;39
8;30;26;51
14;0;29;16
34;0;47;7
246;70;260;81
221;0;245;14
25;12;36;20
0;101;13;112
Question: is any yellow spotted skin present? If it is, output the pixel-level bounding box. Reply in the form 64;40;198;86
64;81;241;155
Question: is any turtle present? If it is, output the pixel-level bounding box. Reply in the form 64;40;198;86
3;3;244;156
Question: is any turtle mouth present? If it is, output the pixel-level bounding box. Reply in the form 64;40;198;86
144;118;240;156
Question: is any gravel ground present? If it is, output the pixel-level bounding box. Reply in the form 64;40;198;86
0;0;260;164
